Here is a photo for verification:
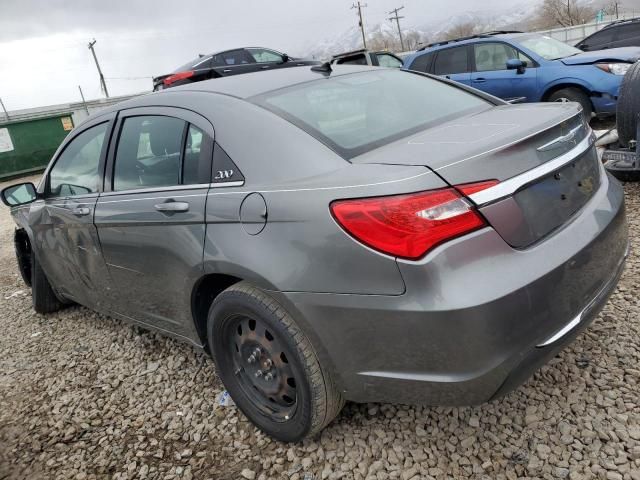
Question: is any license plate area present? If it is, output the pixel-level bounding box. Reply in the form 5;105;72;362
511;146;601;247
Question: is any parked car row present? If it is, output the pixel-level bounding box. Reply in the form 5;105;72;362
152;47;320;91
403;31;640;119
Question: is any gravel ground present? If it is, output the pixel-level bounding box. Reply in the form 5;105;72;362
0;174;639;480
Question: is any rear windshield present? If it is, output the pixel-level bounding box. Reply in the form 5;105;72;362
174;56;211;72
253;70;492;158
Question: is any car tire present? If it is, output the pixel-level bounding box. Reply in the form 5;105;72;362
31;254;63;314
616;61;640;147
207;282;344;442
548;88;593;120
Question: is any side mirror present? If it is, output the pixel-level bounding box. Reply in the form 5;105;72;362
577;43;588;51
1;182;38;207
281;54;289;63
506;59;526;74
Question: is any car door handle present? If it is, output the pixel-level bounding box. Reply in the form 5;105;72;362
473;78;486;83
154;201;189;213
261;65;270;69
72;207;91;216
223;69;232;73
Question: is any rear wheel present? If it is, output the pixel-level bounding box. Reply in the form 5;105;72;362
617;61;640;147
208;282;343;442
31;255;63;314
548;88;593;121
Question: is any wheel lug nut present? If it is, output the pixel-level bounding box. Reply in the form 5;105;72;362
264;373;274;381
254;369;263;378
264;359;272;368
247;355;255;364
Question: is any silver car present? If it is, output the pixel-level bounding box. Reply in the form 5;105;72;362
1;65;628;442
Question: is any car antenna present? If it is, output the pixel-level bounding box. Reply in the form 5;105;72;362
311;62;332;76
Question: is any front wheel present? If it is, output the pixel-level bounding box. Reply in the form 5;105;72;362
31;254;63;314
548;88;593;121
207;282;344;442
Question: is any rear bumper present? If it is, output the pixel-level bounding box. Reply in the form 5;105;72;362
271;171;628;405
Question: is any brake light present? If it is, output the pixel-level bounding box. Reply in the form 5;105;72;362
163;70;195;86
456;179;499;196
330;188;487;260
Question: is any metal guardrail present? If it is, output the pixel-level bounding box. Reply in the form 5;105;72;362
536;13;639;45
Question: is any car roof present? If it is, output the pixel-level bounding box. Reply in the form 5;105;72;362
417;31;529;52
162;64;375;99
600;17;640;30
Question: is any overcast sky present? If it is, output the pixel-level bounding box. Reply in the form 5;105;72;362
1;0;638;110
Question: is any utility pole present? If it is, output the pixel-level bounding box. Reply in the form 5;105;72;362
0;97;9;121
78;86;90;115
351;2;368;49
88;39;109;98
388;6;406;52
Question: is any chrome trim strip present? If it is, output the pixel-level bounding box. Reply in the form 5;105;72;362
211;181;245;188
99;184;210;197
536;124;584;152
536;315;582;347
206;171;435;196
99;193;207;204
469;133;594;206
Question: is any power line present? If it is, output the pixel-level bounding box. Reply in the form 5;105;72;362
88;39;109;98
388;6;406;52
351;2;368;49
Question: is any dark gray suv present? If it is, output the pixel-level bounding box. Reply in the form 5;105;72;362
1;65;628;442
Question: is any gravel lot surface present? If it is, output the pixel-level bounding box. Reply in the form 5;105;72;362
0;174;639;480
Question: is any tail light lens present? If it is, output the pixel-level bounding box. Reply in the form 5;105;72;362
331;187;489;260
163;70;195;86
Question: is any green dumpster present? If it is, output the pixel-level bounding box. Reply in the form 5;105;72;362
0;114;74;179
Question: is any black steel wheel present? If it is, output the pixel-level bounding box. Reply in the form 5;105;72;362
225;314;298;422
208;282;344;442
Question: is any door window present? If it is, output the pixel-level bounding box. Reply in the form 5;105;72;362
247;48;283;63
408;52;434;73
49;122;108;197
376;53;403;68
433;47;469;75
474;43;522;72
183;125;204;185
336;53;368;65
221;50;254;65
584;29;615;47
615;24;640;42
113;116;186;191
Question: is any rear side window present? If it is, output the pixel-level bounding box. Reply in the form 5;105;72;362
376;53;403;68
49;122;108;197
336;53;368;65
183;125;203;185
221;50;254;65
433;46;469;75
615;24;640;41
584;29;615;47
408;52;433;73
255;70;491;158
248;48;283;63
113;116;186;191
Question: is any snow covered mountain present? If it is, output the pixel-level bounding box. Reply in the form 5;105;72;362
304;1;541;60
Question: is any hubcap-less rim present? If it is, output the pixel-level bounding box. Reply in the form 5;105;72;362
555;97;571;103
226;315;298;421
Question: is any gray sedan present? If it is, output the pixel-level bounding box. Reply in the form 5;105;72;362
1;65;628;442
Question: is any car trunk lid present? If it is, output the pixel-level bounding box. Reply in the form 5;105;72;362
353;103;600;248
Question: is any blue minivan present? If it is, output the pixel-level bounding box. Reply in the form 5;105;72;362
403;31;640;118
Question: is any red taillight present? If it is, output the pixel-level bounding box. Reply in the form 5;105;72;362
456;179;499;196
163;70;195;86
330;188;487;260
